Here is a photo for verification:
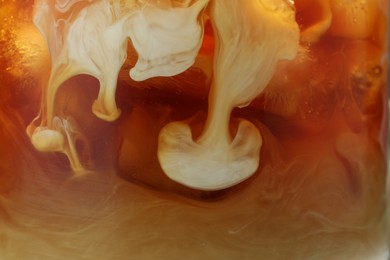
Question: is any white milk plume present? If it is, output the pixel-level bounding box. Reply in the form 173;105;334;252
0;0;388;259
158;0;299;190
27;0;209;174
27;0;299;190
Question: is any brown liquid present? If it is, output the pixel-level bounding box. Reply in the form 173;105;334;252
0;0;388;259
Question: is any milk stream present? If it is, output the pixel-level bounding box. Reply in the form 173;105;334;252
0;0;388;259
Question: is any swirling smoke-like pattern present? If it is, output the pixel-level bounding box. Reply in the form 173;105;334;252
0;0;389;259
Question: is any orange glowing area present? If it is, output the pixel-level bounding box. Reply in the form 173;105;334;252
0;0;389;259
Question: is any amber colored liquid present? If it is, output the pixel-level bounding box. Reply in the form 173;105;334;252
0;1;388;259
115;27;388;201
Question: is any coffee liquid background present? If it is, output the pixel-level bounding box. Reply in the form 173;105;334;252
0;1;389;259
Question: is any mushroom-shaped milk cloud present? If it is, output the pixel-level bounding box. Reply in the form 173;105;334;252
158;0;300;190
